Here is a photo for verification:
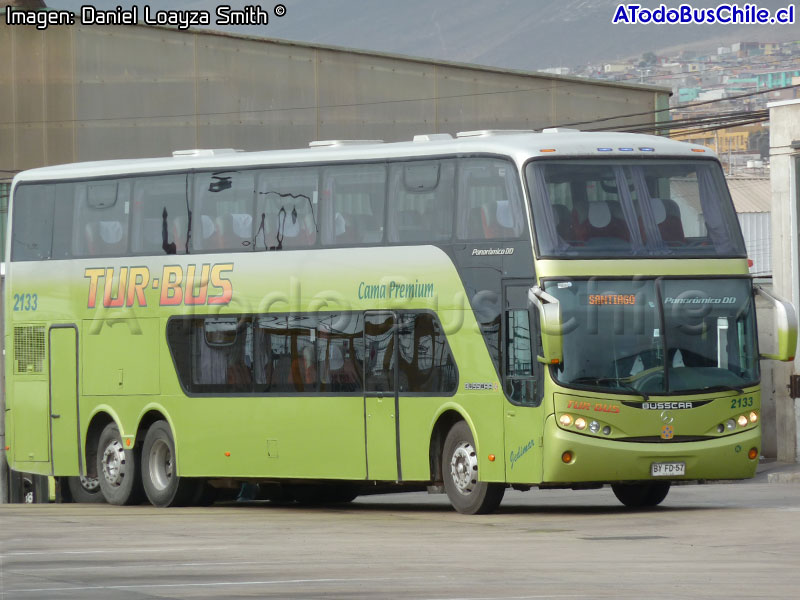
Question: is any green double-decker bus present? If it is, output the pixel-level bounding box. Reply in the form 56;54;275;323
4;130;796;513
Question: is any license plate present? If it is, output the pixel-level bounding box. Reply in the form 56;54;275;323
651;462;685;477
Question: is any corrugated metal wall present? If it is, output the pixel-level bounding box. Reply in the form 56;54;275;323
738;212;772;277
0;23;668;170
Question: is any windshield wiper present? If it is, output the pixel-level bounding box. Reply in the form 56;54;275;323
571;376;649;401
699;384;744;395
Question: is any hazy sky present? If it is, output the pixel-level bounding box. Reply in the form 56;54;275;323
40;0;795;70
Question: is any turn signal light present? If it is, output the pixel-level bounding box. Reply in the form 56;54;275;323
748;448;758;460
562;451;573;463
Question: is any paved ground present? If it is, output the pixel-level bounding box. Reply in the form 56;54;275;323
1;463;799;600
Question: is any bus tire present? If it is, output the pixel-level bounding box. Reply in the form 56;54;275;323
442;421;504;515
141;421;195;507
67;476;105;503
611;482;671;508
97;422;143;506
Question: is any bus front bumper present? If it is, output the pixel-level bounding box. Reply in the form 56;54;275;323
542;417;760;484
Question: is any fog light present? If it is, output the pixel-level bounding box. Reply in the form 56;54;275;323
602;426;611;435
575;417;587;430
726;419;736;431
749;411;758;424
748;448;758;460
589;420;600;434
717;424;725;434
562;451;573;463
559;414;573;427
738;415;748;428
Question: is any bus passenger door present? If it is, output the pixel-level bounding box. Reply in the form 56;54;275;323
502;282;544;485
363;311;399;481
49;326;81;475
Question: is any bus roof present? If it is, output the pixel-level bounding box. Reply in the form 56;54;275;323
13;130;716;183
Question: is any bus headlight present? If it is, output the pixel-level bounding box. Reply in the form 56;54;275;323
559;414;574;427
749;411;758;424
726;419;736;431
589;420;600;434
574;417;587;431
737;415;748;428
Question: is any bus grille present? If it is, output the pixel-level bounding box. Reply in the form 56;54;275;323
14;326;46;374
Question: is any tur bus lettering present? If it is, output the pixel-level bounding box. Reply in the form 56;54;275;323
85;264;233;308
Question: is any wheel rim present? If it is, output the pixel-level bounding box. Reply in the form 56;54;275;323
79;475;100;492
449;440;478;496
148;438;173;491
101;439;128;488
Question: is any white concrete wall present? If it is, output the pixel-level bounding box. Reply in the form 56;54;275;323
768;99;800;462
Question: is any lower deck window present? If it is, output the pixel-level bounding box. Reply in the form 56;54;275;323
167;311;457;396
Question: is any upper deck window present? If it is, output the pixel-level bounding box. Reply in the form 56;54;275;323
456;158;526;241
526;159;746;258
387;159;456;243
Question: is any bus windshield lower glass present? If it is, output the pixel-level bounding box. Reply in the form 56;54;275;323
545;279;758;396
527;159;746;258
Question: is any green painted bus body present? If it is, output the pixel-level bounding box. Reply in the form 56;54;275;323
5;248;759;486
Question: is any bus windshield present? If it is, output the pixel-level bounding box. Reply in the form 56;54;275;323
526;159;746;258
545;278;759;396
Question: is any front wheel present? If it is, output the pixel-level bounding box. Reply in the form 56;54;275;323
611;482;671;508
97;422;142;505
141;421;196;507
441;421;504;514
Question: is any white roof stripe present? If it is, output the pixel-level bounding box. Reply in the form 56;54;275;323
13;132;716;183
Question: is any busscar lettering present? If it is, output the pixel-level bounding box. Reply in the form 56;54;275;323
641;402;694;410
85;264;233;308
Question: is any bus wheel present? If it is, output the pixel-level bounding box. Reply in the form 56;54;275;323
141;421;195;507
97;422;142;505
67;476;105;503
442;421;504;515
611;482;671;508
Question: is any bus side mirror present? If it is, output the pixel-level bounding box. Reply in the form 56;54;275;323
756;285;798;362
528;286;563;366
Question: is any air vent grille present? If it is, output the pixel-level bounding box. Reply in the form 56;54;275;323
14;326;45;374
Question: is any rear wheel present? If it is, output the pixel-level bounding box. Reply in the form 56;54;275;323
611;482;671;508
442;421;504;515
67;475;105;503
141;421;196;507
97;422;142;505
